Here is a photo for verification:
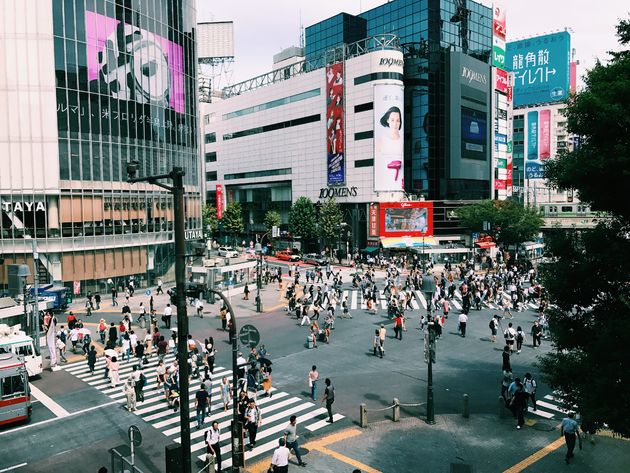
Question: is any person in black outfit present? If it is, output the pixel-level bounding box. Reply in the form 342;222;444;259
511;382;528;429
322;378;335;423
502;345;511;372
108;322;118;346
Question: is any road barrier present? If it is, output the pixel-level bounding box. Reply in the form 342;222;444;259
359;398;426;427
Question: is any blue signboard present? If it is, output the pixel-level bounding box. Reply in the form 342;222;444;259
526;111;543;178
507;32;571;107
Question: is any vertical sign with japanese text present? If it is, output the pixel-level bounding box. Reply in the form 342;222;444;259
369;204;379;237
216;184;223;220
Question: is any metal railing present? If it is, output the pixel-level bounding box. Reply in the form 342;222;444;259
223;34;401;98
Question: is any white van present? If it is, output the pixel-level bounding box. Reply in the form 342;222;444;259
0;325;42;378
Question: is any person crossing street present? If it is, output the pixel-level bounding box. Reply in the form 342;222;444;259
283;415;307;467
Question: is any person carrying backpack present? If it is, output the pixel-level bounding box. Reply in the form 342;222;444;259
523;372;537;410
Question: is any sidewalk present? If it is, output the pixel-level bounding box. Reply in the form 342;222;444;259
246;414;630;473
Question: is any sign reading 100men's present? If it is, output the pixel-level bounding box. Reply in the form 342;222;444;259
319;186;358;199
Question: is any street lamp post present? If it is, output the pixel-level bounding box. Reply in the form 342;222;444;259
255;231;270;313
127;162;192;473
422;272;436;424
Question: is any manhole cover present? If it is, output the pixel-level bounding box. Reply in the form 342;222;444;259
450;464;473;473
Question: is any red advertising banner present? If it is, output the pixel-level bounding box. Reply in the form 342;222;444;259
494;179;507;190
216;184;223;220
507;85;513;103
493;4;506;41
369;204;379;237
495;68;508;93
379;202;433;237
326;63;345;184
539;109;551;160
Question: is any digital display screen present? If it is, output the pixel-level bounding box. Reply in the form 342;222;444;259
461;107;487;160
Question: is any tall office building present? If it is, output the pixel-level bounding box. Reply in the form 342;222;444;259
0;0;201;294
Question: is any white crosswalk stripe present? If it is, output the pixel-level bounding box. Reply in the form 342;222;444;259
528;395;570;419
60;354;344;468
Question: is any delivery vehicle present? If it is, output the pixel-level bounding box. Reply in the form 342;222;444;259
0;324;42;377
0;353;31;426
29;284;69;311
276;249;301;262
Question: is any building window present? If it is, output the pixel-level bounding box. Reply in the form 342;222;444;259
355;159;374;167
205;152;217;163
354;72;404;85
223;89;320;120
354;102;373;113
205;133;216;144
224;168;292;180
223;115;320;141
206;171;217;181
354;130;374;141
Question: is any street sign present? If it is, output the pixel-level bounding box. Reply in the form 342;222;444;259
239;324;260;348
145;289;151;296
472;232;479;242
128;425;142;447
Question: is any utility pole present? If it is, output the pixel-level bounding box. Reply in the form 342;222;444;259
127;162;191;473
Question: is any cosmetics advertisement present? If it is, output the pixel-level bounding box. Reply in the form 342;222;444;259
326;62;345;185
374;83;405;191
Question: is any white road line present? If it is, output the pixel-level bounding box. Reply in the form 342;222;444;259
537;400;569;414
451;299;462;310
414;291;427;309
351;290;358;310
0;463;28;472
530;409;555;419
305;413;344;431
29;384;70;418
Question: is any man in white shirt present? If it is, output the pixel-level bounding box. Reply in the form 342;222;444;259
163;304;173;329
270;438;290;473
458;312;468;337
195;298;204;318
204;421;221;472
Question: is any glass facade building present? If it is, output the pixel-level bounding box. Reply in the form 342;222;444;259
0;0;200;294
305;0;492;200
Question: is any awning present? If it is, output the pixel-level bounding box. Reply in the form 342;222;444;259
380;236;437;249
475;241;496;249
361;246;379;253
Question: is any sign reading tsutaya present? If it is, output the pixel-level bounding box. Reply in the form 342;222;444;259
319;186;358;199
1;201;46;212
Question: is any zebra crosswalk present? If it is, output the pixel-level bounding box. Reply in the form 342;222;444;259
528;393;571;420
317;288;539;312
61;354;343;469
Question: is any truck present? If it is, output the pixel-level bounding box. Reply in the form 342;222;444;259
0;324;43;378
275;249;301;262
29;284;69;312
0;353;32;426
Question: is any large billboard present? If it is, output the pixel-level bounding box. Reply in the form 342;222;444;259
374;84;405;191
379;202;433;237
461;107;487;160
197;21;235;59
326;63;345;185
507;32;571;107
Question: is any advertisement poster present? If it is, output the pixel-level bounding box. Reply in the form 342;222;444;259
493;4;507;41
538;109;551;160
374;84;405;191
526;111;544;178
216;184;223;220
507;31;571;107
494;179;507;190
495;68;508;93
461;107;487;160
379;202;433;237
73;281;81;296
326;63;345;185
369;204;379;237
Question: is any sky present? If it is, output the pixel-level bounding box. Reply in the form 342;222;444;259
199;0;629;87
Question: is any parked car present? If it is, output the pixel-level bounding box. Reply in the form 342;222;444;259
276;249;301;262
303;253;327;265
218;246;239;258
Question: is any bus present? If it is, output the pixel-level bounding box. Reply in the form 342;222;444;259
0;354;31;427
0;324;42;378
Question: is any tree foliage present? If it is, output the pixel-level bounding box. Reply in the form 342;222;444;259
537;18;630;438
221;202;245;235
288;197;316;239
202;204;218;236
456;199;543;246
263;210;281;233
319;198;344;246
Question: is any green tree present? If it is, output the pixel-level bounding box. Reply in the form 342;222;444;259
456;199;543;247
537;18;630;438
319;198;344;253
263;210;281;233
202;204;217;237
288;197;316;239
221;201;245;238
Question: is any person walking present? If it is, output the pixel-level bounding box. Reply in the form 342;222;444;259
458;312;468;337
156;279;163;295
98;318;107;344
56;335;68;363
244;399;262;449
163;304;173;329
489;315;499;342
108;356;120;387
123;375;136;411
501;369;513;406
243;284;250;300
393;313;404;340
133;365;146;402
504;322;516;353
321;378;335;423
531;320;542;348
137;302;147;326
221;377;232;412
195;383;210;429
205;421;222;473
523;372;537;411
510;382;528;429
561;412;581;464
195;298;204;318
373;329;384;357
108;322;117;348
515;326;526;353
270;438;290;473
308;366;319;401
283;415;307;467
111;286;118;306
87;345;97;375
502;346;512;372
379;324;386;352
94;293;101;310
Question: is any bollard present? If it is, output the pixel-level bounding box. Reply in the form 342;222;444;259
360;403;368;428
499;396;506;419
393;398;400;422
462;394;470;418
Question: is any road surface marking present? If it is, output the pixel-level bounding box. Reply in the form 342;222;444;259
0;463;28;472
315;445;382;473
29;384;70;418
502;437;565;473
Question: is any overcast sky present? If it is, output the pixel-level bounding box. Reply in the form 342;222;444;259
199;0;629;87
